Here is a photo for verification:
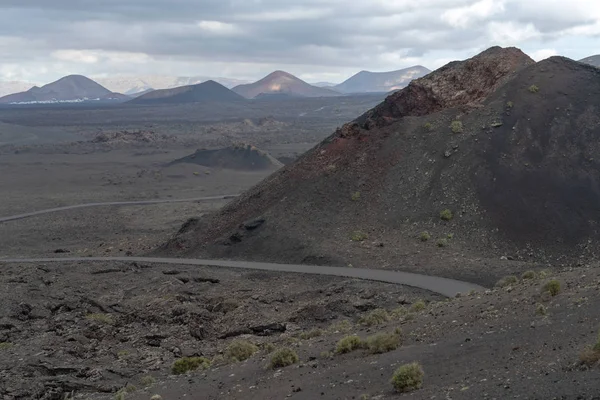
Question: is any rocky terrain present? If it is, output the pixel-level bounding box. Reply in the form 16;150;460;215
163;47;600;283
170;144;283;171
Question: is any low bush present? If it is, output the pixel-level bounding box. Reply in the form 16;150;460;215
359;309;390;326
440;209;453;221
450;120;463;133
410;300;426;313
225;339;259;362
171;357;211;375
351;231;369;242
543;279;561;296
270;348;299;369
365;332;401;354
336;335;363;354
299;328;324;340
528;84;539;93
521;270;537;280
496;275;518;288
391;362;424;393
419;231;431;242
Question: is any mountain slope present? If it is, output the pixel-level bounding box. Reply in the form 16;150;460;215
334;66;431;93
96;75;250;94
0;75;127;104
157;47;600;283
579;55;600;67
232;71;341;99
128;80;245;104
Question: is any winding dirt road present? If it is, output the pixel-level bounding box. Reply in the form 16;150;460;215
0;256;485;297
0;195;239;223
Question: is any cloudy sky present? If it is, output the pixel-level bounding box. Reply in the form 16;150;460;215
1;0;600;84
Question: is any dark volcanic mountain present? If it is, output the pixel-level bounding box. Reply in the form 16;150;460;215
579;55;600;67
128;80;245;104
0;75;126;104
334;66;431;93
232;71;341;99
162;47;600;284
169;143;283;171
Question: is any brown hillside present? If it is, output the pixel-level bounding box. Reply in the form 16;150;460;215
232;71;341;99
160;48;600;284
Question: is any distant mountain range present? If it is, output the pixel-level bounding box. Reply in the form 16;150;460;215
96;76;250;95
232;71;341;99
129;80;245;104
0;75;127;104
333;66;431;93
579;55;600;67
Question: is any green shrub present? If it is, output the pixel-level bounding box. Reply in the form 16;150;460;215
117;350;129;359
171;357;211;375
270;348;299;369
359;309;390;326
450;120;463;133
351;231;369;242
391;362;424;393
536;304;547;316
0;342;13;350
419;231;431;242
225;340;259;362
447;233;454;239
114;390;126;400
410;300;426;313
440;209;453;221
423;122;433;131
320;351;333;359
336;335;363;354
437;239;448;248
528;84;539;93
506;101;514;109
299;328;323;340
261;343;276;353
125;385;137;393
351;191;361;201
391;306;407;319
86;313;115;325
365;332;401;354
543;279;561;296
495;275;518;288
521;270;537;280
140;375;156;387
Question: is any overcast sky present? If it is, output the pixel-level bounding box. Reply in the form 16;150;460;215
1;0;600;84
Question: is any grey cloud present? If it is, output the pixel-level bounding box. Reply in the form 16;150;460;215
1;0;599;82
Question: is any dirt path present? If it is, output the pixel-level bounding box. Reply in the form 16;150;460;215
0;195;239;223
0;256;485;296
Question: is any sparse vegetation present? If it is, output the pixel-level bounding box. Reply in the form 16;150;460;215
437;238;448;247
580;331;600;366
447;233;454;239
359;309;390;326
365;332;401;354
125;385;137;393
0;342;13;350
117;350;129;359
320;351;334;359
225;339;259;362
270;348;299;369
140;375;156;387
410;300;426;312
86;313;115;325
528;84;539;93
350;231;369;242
536;304;547;316
336;335;363;354
171;357;211;375
419;231;431;242
391;306;407;319
450;120;463;133
543;279;561;296
496;275;518;288
440;209;453;221
261;343;276;353
351;191;361;201
522;270;537;280
150;396;163;400
114;390;126;400
299;328;324;340
328;320;352;333
391;362;424;393
423;122;433;131
506;101;514;109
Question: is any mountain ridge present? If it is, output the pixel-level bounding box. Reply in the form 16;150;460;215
334;66;431;93
232;71;342;99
